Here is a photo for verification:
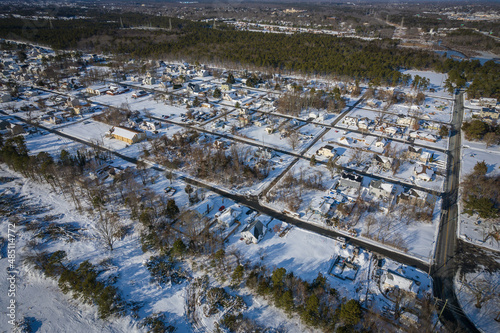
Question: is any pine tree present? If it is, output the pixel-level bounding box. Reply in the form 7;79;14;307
231;264;244;287
310;155;317;167
226;72;235;84
339;299;362;326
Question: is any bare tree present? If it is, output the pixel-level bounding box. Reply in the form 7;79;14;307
287;129;300;150
96;211;123;251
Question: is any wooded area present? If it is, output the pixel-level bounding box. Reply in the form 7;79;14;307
1;12;499;97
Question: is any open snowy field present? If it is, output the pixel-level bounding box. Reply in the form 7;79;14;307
401;70;451;99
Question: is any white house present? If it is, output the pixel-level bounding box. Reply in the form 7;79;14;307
396;115;417;127
357;119;369;130
343;116;357;127
241;219;267;244
374;138;388;149
385;126;399;136
317;145;336;158
382;270;418;295
217;205;242;227
368;179;394;199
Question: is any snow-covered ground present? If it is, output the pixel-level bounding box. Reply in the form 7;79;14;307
458;136;500;252
401;70;451;99
455;252;500;333
263;157;441;261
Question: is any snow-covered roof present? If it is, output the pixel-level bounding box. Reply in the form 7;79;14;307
383;271;418;294
255;214;272;226
110;126;142;140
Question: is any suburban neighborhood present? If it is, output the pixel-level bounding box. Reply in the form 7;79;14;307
0;2;499;332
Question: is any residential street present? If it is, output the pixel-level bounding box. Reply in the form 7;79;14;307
432;90;479;333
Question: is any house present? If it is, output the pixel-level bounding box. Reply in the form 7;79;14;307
217;206;242;227
309;111;318;119
372;155;393;170
343;116;357;127
140;121;161;131
382;270;418;295
357;118;369;130
223;91;239;101
420;151;431;163
479;107;499;121
109;126;146;144
254;119;265;127
407;146;423;160
397;189;436;208
384;126;399;136
317;145;336;158
238;114;251;127
24;90;39;97
241;219;266;244
374;138;388;149
67;98;90;115
265;125;275;134
86;86;108;96
409;131;437;143
143;77;156;85
187;83;200;93
339;171;363;190
42;115;63;124
414;164;434;181
255;148;273;160
479;97;497;108
221;83;232;91
421;121;440;130
396;114;417;128
368;179;394;199
470;99;481;106
197;69;210;77
132;90;147;99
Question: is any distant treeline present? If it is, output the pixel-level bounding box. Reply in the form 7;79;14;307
0;12;499;98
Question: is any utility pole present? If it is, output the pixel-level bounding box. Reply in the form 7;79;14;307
169;18;172;31
120;17;124;29
432;299;447;331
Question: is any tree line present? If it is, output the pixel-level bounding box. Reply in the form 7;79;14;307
1;11;499;98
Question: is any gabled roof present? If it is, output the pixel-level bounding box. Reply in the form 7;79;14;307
242;219;265;240
384;270;418;294
408;146;422;154
110;126;143;140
